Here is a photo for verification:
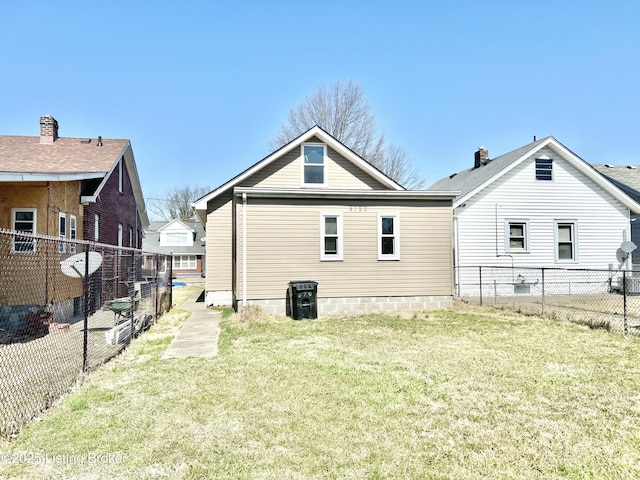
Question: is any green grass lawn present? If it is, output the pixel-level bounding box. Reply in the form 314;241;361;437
1;295;640;479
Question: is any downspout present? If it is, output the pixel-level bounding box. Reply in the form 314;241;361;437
242;192;247;309
46;182;51;303
453;213;460;296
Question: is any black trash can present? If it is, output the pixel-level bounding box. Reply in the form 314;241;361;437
288;281;318;320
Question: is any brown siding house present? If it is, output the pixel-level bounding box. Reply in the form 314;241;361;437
193;125;457;315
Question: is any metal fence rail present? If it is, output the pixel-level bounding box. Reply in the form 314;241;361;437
456;265;640;335
0;229;172;438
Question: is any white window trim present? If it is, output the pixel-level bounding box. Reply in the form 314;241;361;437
118;157;123;192
554;220;578;263
94;214;100;242
172;255;197;270
161;231;192;247
69;214;77;254
11;208;37;253
58;212;67;254
320;213;343;261
505;219;530;253
301;143;327;187
118;223;123;247
378;213;400;261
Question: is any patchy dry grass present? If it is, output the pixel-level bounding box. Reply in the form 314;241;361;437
2;300;640;479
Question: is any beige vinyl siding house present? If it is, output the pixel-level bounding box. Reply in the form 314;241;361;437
194;126;457;315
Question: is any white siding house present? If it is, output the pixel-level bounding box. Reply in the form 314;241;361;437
428;137;640;296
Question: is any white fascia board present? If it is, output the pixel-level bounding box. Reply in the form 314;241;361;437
158;219;195;232
192;126;404;211
453;138;553;208
80;195;97;204
233;187;458;201
0;172;106;182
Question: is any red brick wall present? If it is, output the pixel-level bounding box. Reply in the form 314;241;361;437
83;154;142;248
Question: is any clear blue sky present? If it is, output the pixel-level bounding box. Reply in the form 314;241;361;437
1;1;638;201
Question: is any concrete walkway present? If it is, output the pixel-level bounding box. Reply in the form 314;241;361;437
162;290;221;359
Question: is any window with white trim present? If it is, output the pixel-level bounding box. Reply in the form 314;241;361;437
378;213;400;260
118;223;123;247
555;221;577;262
173;255;197;269
118;158;123;192
94;214;100;242
59;212;67;254
506;219;529;252
535;157;553;180
69;215;77;254
129;227;133;248
302;144;325;185
11;208;37;252
162;231;190;246
320;213;343;261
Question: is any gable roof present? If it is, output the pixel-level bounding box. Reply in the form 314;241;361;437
192;125;405;212
157;218;196;233
427;136;640;213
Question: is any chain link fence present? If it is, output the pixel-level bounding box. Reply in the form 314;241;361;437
0;229;172;438
455;265;640;335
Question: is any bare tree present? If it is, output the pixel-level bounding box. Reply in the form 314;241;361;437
270;79;424;189
147;185;211;221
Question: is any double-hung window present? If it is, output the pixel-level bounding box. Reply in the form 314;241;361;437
69;215;77;254
555;221;577;262
320;213;343;261
535;156;553;180
59;212;67;254
303;144;325;185
12;208;37;253
379;213;400;260
506;220;529;252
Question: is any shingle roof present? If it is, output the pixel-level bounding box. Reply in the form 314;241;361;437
427;136;550;197
0;135;128;174
592;164;640;202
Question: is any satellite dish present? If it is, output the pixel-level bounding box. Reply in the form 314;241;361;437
621;241;637;254
617;248;627;264
60;252;103;278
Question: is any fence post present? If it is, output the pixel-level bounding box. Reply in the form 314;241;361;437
624;270;628;336
479;266;483;306
168;254;173;310
83;244;90;372
541;268;545;316
154;254;159;322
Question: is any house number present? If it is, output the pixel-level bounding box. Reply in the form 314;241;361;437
349;206;367;212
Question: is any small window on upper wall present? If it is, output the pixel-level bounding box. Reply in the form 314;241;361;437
118;158;123;192
535;156;553;180
303;144;326;185
379;214;400;260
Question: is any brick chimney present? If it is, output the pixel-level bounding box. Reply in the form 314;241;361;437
39;115;59;144
474;147;489;168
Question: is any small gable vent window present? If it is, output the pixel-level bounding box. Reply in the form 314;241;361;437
535;156;553;181
303;144;325;185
